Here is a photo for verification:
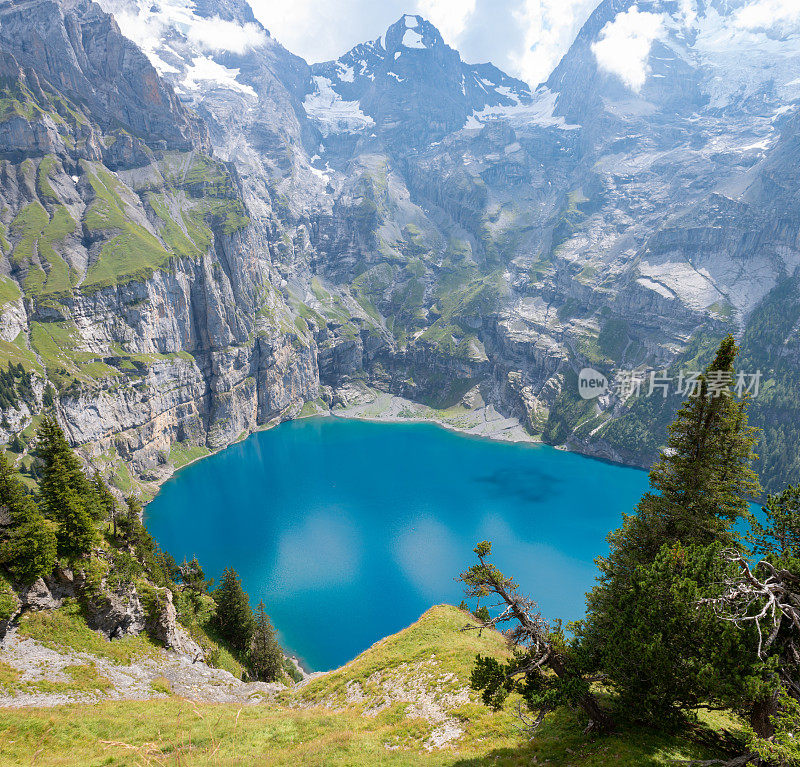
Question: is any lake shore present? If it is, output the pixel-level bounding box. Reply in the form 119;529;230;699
302;383;538;445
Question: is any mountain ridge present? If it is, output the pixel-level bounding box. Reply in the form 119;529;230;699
0;0;798;496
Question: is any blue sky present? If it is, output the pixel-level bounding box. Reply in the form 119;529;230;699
247;0;602;86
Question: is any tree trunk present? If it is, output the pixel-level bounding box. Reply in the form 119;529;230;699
750;693;778;739
548;652;614;732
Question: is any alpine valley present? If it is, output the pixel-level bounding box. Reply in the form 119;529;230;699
0;0;798;494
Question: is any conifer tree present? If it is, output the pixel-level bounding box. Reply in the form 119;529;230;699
750;484;800;559
93;472;117;535
249;601;283;682
36;417;98;560
0;451;57;583
212;567;254;656
117;494;142;544
577;336;766;725
607;335;761;575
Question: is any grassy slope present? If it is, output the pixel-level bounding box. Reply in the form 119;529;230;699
0;605;731;766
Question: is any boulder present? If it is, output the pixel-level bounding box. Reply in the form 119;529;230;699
86;584;147;639
146;588;205;661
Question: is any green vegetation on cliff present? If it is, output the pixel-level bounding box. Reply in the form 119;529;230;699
82;164;172;291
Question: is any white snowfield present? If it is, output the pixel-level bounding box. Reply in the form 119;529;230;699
97;0;266;96
181;55;257;98
590;0;800;107
467;87;580;131
303;76;376;136
402;29;426;49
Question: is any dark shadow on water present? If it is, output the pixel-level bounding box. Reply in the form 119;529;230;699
474;466;563;504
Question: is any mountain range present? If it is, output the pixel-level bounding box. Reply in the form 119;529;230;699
0;0;798;493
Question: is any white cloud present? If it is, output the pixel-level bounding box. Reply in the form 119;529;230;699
414;0;477;45
734;0;800;31
677;0;698;26
185;16;268;55
511;0;600;86
591;5;666;92
104;0;266;63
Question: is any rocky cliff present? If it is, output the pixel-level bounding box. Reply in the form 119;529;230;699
0;0;319;496
1;0;799;493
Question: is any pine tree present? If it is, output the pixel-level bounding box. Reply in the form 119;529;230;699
249;601;283;682
117;494;142;544
610;335;761;571
180;557;210;593
36;417;98;560
179;557;210;611
577;336;766;725
0;451;57;584
93;472;117;535
42;385;55;409
211;567;254;656
749;484;800;559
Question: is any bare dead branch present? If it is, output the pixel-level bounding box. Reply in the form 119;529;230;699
700;549;800;660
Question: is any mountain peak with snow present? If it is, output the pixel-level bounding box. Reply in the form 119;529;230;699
304;15;535;146
382;14;445;55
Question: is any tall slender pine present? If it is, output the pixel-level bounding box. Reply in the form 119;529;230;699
249;601;284;682
577;336;765;724
36;417;97;560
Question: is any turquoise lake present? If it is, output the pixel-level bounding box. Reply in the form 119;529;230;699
145;417;651;672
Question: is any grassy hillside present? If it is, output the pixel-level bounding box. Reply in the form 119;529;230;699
0;605;735;766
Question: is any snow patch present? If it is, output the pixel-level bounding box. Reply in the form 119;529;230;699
104;0;267;60
303;77;375;136
337;63;355;83
468;87;580;130
462;114;483;130
182;56;256;97
495;85;522;105
402;29;426;49
693;6;800;109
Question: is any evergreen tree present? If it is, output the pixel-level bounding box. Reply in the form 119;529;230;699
608;335;761;574
179;557;211;611
117;494;142;544
750;485;800;560
211;567;254;656
36;417;98;560
117;495;175;587
180;557;210;593
93;472;117;535
42;385;55;410
249;601;283;682
577;336;766;725
0;452;57;583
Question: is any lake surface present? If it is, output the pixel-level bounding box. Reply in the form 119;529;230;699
145;417;650;671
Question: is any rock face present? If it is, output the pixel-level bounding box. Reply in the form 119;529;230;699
0;0;799;491
0;0;320;490
0;0;208;152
